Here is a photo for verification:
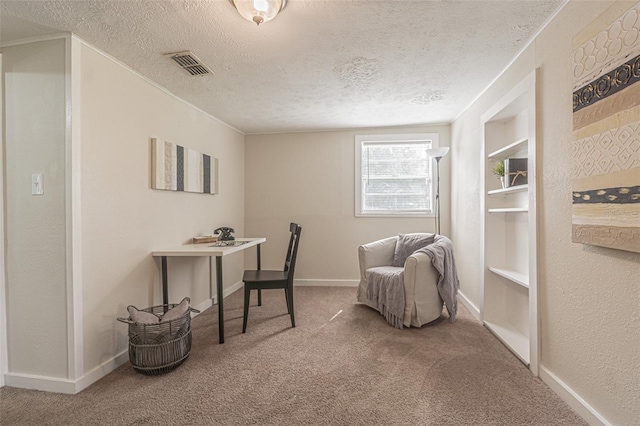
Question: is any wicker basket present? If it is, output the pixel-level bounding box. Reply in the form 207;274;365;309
118;303;200;375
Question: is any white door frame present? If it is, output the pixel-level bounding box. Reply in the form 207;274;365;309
1;51;8;388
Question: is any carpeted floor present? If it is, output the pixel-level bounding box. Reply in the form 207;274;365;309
0;287;586;425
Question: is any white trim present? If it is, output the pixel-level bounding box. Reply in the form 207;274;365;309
457;290;480;320
74;350;128;393
65;35;84;382
223;280;245;298
4;349;129;395
540;366;610;426
354;133;440;217
453;0;569;123
294;279;359;287
0;52;7;388
244;121;451;136
0;33;70;49
4;373;77;394
194;279;244;313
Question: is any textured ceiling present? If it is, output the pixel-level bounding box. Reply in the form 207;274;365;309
0;0;563;134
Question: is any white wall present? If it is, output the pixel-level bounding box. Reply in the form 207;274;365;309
452;1;640;424
3;39;69;378
79;42;246;375
1;36;246;389
245;125;450;283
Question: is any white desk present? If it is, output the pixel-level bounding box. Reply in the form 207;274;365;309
152;237;266;343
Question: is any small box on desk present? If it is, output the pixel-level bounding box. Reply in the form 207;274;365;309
192;235;218;244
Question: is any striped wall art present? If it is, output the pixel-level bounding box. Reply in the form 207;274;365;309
151;138;218;195
571;1;640;253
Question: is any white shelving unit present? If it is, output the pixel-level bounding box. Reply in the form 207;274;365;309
481;71;538;374
488;207;528;213
488;184;528;196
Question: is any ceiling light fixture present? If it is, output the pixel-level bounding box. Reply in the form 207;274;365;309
229;0;287;26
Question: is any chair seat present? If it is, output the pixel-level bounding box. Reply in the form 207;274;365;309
243;270;288;284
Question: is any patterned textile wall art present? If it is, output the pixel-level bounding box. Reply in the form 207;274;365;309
151;138;219;194
571;1;640;253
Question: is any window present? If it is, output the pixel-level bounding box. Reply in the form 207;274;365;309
355;133;439;217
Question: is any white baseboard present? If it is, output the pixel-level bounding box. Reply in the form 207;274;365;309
75;349;129;393
457;290;480;320
5;349;130;395
539;366;610;426
4;372;77;394
223;280;244;298
294;279;359;287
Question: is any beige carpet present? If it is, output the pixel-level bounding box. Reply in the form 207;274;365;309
0;287;585;425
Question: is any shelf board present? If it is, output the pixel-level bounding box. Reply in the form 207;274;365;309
488;184;528;196
488;138;528;159
484;321;530;365
488;207;528;213
488;267;529;288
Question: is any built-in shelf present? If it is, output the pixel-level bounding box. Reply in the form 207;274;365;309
484;321;530;365
488;267;529;288
488;184;528;196
488;207;528;213
488;137;528;159
482;71;537;373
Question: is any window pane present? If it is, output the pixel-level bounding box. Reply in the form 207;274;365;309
360;141;433;214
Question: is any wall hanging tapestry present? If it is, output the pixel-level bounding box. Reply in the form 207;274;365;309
571;1;640;253
151;138;218;194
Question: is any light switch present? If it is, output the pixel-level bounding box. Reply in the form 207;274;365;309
31;173;43;195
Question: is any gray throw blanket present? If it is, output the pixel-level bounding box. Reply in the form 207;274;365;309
415;235;460;323
366;266;405;329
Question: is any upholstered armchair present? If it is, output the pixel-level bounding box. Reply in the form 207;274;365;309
357;234;444;327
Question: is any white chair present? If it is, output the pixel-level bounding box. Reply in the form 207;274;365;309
357;234;444;327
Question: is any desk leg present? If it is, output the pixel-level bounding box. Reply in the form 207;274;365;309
161;256;168;307
257;244;262;306
209;257;213;300
216;256;224;344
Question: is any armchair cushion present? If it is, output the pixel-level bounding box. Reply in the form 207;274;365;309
392;233;435;267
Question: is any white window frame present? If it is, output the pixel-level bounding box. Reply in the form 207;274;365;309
355;133;440;217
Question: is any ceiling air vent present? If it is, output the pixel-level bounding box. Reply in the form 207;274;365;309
165;51;212;76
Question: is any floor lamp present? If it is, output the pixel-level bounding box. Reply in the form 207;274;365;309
425;147;449;235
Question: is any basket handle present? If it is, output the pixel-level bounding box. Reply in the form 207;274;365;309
117;307;200;324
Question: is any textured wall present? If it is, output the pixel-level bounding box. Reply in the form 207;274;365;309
79;42;246;374
4;39;69;377
452;1;640;424
245;125;450;282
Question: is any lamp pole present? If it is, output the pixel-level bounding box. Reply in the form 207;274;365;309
434;156;442;235
425;147;449;236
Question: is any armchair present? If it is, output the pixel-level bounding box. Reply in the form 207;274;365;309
357;234;444;327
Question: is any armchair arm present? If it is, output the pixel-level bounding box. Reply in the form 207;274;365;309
358;236;397;278
357;236;397;305
403;251;443;327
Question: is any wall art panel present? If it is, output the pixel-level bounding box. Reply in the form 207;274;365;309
151;138;218;194
571;1;640;253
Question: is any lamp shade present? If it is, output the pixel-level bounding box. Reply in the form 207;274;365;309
425;147;450;160
230;0;287;25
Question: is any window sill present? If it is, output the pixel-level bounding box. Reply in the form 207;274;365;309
355;213;434;218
